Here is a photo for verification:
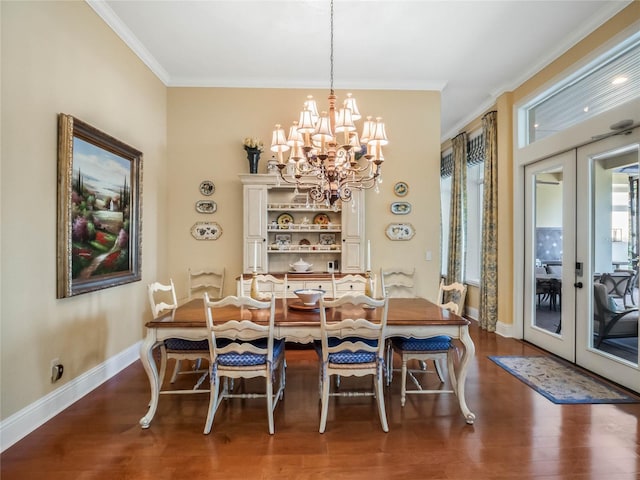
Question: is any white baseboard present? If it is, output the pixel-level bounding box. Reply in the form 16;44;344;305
464;307;516;338
0;341;141;453
464;306;478;321
496;320;516;338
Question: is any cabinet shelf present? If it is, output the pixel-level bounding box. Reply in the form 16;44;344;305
267;203;339;212
268;246;341;253
268;225;341;232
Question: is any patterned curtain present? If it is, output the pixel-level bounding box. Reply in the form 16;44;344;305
446;133;467;285
479;111;498;331
629;177;638;269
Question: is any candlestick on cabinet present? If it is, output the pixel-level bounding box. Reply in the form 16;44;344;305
365;270;373;297
250;272;259;300
366;240;371;271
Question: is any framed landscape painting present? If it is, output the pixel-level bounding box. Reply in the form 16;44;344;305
57;114;142;298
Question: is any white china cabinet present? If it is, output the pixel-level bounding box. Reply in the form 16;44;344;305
240;174;365;276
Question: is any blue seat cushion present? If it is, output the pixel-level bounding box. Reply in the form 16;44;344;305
164;339;209;351
217;338;285;367
315;337;378;364
392;336;452;351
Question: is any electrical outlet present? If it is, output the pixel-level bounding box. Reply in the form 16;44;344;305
425;250;432;261
50;359;63;383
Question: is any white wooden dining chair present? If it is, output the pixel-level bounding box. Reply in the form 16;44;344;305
317;294;389;433
380;267;416;298
389;280;467;406
203;294;286;435
239;273;288;299
188;267;225;300
148;280;209;392
381;267;417;384
331;273;371;298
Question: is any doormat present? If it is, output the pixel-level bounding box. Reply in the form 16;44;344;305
488;355;639;404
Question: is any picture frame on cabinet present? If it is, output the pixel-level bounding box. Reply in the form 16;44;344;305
319;233;336;245
276;234;292;246
56;114;142;298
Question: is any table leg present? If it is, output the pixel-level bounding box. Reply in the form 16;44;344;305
139;331;160;429
456;326;476;424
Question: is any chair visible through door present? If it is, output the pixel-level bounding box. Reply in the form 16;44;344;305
592;282;638;348
203;294;286;435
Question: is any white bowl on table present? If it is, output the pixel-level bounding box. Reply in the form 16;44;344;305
293;289;325;306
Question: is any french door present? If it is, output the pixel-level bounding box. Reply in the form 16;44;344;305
575;129;640;390
524;128;640;392
524;152;576;361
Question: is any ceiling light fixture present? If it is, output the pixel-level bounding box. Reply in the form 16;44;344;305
270;0;387;206
612;76;628;85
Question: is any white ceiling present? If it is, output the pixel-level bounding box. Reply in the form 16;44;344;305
88;0;631;141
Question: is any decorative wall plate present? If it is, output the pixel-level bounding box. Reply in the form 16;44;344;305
393;181;409;197
199;180;215;196
390;201;411;215
191;222;222;240
385;223;415;241
195;200;217;214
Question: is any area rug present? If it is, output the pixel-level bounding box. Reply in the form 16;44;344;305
488;355;639;404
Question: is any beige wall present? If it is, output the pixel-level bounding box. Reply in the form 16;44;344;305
167;88;443;301
1;1;167;419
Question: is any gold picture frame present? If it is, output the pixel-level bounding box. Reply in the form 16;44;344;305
57;114;143;298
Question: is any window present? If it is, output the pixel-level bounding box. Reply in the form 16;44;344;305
440;133;484;284
465;163;484;284
522;33;640;145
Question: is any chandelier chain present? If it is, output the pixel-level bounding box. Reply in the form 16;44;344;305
330;0;334;94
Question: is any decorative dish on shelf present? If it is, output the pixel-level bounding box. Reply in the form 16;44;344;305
289;258;312;272
277;212;294;227
313;213;330;225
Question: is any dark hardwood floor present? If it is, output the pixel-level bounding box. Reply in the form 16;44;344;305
2;321;639;479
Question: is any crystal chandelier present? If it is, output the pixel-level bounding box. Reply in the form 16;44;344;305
270;0;388;205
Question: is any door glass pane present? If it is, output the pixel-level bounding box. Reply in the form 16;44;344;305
533;169;563;334
591;149;639;365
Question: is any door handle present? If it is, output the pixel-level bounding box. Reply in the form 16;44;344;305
574;282;583;288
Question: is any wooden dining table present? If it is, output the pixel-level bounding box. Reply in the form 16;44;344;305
139;297;476;428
